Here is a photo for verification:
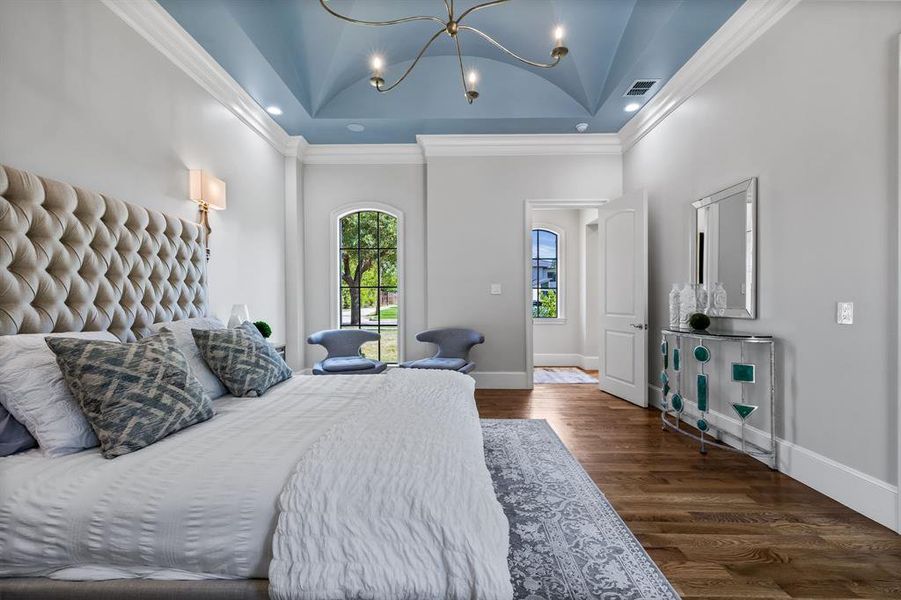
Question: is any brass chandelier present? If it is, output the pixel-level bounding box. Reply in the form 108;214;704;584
319;0;569;104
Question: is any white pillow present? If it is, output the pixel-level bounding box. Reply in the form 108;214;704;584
0;331;118;456
149;317;228;400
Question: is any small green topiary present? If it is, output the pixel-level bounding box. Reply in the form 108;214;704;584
253;320;272;339
688;312;711;331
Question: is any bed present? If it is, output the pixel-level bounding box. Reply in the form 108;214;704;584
0;164;513;599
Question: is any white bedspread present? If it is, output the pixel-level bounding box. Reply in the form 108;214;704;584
0;375;381;580
269;369;513;600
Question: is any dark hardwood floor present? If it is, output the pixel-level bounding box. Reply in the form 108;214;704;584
475;382;901;599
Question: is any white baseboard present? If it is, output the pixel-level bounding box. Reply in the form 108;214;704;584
471;371;530;389
649;384;899;532
534;353;598;370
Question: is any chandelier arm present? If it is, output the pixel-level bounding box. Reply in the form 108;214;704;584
456;0;510;23
458;25;560;68
443;0;452;20
454;34;470;100
318;0;444;27
375;27;446;93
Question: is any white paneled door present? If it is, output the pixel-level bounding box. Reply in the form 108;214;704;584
597;190;648;407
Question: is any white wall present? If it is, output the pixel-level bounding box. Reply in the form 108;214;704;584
301;163;427;366
0;0;287;337
426;155;622;387
532;208;587;366
623;0;899;521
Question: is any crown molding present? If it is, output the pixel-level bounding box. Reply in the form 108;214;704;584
284;136;309;159
417;134;622;158
302;144;424;165
102;0;292;154
617;0;801;151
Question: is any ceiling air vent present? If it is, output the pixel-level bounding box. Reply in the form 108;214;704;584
624;79;659;97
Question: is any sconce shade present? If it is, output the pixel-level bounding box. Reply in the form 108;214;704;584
189;170;227;210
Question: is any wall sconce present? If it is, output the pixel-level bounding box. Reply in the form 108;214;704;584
188;169;227;259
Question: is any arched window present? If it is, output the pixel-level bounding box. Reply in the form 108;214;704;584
531;228;559;319
339;210;399;363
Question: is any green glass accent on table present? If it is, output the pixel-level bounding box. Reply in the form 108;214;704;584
661;339;668;369
693;345;711;363
671;394;684;412
673;348;681;371
731;403;758;420
660;371;668;385
697;373;708;412
697;418;709;432
663;352;668;370
731;363;756;383
663;382;670;396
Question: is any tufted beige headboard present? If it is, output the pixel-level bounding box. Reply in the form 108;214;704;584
0;164;207;341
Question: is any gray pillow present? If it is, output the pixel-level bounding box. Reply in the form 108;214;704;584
192;321;292;397
148;317;228;400
46;330;214;459
0;404;37;456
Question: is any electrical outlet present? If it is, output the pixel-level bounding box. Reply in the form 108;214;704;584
490;283;502;295
836;301;853;325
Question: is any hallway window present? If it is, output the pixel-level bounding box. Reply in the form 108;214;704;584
339;210;398;363
532;228;558;318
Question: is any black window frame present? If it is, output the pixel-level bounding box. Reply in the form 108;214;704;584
339;210;398;363
531;228;559;319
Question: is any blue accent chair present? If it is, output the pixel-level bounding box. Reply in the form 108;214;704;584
306;329;387;375
400;328;484;374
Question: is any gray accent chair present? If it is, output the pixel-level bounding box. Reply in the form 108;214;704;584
400;328;484;374
306;329;387;375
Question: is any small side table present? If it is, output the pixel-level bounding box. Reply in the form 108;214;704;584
660;327;776;469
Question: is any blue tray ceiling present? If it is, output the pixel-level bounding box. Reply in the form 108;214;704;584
159;0;744;143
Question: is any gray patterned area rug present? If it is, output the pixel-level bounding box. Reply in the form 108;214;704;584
483;419;680;600
533;367;599;384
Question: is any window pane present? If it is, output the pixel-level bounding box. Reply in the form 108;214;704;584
538;229;557;259
379;327;398;364
340;213;359;249
377;288;398;326
340;287;355;326
379;213;397;248
531;288;539;317
531;230;538;259
359;211;379;248
359;249;379;288
531;259;539;288
359;286;378;326
536;289;558;318
380;250;397;287
536;258;556;289
360;329;379;361
339;249;359;287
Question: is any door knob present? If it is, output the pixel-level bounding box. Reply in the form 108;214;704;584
630;323;647;330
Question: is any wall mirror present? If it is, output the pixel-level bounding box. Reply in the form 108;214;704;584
692;178;757;319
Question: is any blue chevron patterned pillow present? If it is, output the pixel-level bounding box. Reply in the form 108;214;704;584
46;330;214;459
192;321;292;397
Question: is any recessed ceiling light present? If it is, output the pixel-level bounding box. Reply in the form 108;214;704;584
347;123;365;132
575;122;589;133
624;103;641;113
266;106;283;116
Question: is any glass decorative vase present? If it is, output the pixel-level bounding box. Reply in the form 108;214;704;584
695;284;709;315
668;284;681;328
679;284;696;326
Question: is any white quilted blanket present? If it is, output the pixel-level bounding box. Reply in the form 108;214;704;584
269;369;513;600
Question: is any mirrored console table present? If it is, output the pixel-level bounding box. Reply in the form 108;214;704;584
660;328;776;469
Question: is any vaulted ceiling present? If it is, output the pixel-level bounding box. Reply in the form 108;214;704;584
159;0;744;143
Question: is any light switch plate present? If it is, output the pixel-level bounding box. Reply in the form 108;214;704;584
490;283;502;295
837;301;853;325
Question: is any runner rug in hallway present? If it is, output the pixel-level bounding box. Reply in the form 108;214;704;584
533;367;599;384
